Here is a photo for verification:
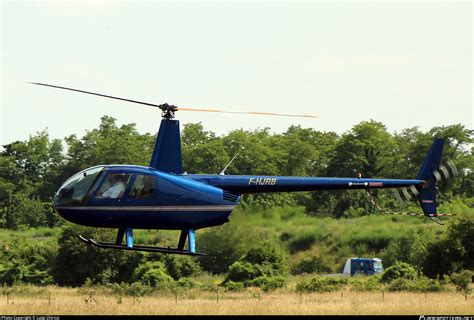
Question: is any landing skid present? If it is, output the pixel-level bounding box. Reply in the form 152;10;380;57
77;235;206;256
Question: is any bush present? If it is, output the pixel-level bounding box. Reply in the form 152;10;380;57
0;240;56;286
226;261;260;283
291;256;331;275
288;233;316;254
4;194;48;229
279;232;293;242
243;244;285;271
381;234;431;269
53;225;142;286
176;277;196;289
451;270;472;299
250;275;285;292
107;281;154;297
296;276;348;293
223;280;245;292
198;224;253;274
380;261;417;283
163;255;202;280
223;243;286;289
423;214;474;278
350;276;382;292
132;261;173;288
386;276;445;292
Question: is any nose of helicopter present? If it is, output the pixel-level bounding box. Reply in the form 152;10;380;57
54;166;105;207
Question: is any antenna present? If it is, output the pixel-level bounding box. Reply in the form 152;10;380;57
219;154;238;176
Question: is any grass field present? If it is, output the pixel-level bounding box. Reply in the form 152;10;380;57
0;287;472;315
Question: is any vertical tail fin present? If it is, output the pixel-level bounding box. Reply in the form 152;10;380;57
150;119;183;174
416;138;444;216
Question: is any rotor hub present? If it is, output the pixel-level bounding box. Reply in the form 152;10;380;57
158;103;178;119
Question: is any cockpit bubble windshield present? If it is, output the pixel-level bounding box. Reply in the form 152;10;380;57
54;166;104;206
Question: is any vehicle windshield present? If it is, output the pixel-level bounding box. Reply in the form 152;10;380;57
374;260;383;271
54;166;104;206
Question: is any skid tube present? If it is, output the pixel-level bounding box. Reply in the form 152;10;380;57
77;235;206;256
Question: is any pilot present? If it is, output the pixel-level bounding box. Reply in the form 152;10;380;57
100;174;127;198
138;176;154;198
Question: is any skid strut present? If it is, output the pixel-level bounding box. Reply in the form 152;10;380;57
77;227;204;255
126;227;133;248
188;229;196;254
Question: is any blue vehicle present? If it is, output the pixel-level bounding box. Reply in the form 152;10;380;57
30;82;452;256
342;258;384;276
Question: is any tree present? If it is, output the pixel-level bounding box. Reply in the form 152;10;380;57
423;214;474;278
224;242;286;290
381;261;418;283
181;123;230;174
451;270;473;300
53;224;142;286
327;120;397;178
198;223;254;274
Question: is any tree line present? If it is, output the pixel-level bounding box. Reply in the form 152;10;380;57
0;116;472;228
0;116;472;289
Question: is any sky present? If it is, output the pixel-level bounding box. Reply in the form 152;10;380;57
1;0;472;146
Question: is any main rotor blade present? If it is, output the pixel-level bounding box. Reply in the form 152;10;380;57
177;107;319;118
29;82;164;109
29;82;319;118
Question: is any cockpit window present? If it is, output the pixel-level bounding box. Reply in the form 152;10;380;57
55;166;104;206
128;174;155;198
95;173;132;199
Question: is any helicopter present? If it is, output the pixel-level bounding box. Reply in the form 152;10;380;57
30;82;450;256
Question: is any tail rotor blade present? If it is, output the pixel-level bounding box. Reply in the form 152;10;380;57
401;187;413;202
392;189;407;207
439;164;450;180
410;185;420;197
433;169;442;183
446;160;459;177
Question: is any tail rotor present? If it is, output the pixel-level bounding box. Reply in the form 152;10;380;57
370;139;458;224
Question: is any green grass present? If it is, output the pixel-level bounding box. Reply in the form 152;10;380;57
0;227;60;245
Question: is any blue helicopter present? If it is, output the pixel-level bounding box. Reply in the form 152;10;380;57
31;82;449;256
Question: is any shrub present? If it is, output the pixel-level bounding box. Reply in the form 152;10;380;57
223;243;286;289
163;255;202;280
451;270;472;300
380;261;417;283
279;232;293;242
0;241;56;286
4;194;48;229
350;276;382;292
226;261;259;283
288;233;316;254
223;281;245;292
53;225;142;286
250;276;285;292
291;256;331;275
243;245;285;271
107;282;154;297
296;276;348;293
198;224;253;274
176;278;196;289
423;214;474;278
386;276;445;292
132;261;173;288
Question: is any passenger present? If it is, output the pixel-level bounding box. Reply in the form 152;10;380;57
139;176;154;198
100;174;127;198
